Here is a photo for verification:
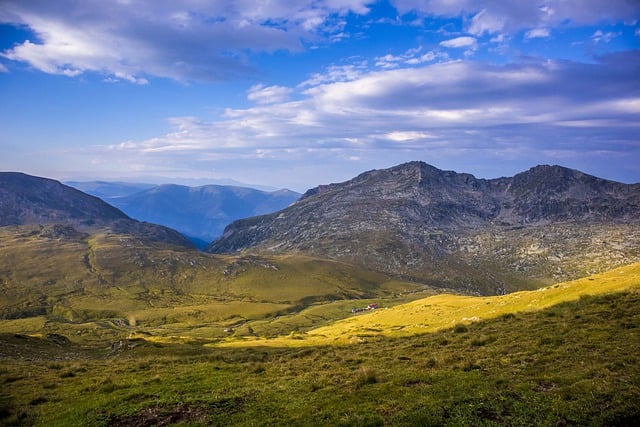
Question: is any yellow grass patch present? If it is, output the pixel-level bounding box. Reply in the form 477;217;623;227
220;262;640;347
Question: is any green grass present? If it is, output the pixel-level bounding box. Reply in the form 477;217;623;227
2;226;639;425
0;227;425;341
1;287;639;426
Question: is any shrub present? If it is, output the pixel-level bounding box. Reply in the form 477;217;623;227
59;370;75;378
453;324;468;333
354;367;377;388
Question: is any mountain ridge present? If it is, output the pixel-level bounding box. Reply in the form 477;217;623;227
208;162;640;294
0;172;194;248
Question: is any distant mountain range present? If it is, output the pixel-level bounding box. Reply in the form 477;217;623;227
0;172;193;248
68;181;300;248
64;181;157;199
208;162;640;294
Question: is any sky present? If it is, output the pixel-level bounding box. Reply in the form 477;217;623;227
0;0;639;192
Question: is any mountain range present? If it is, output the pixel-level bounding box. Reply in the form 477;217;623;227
208;162;640;294
2;163;639;296
0;172;193;248
67;181;300;248
64;180;157;199
0;173;411;321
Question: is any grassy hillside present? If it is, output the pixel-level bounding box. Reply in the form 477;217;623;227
1;223;639;425
0;226;425;342
221;262;640;347
1;278;638;426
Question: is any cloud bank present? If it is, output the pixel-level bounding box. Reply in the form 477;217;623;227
2;0;638;83
1;0;638;189
104;50;639;187
0;0;372;82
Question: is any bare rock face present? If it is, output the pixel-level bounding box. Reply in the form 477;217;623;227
208;162;640;294
0;172;193;248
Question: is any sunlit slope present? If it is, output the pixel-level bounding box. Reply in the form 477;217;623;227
222;262;640;347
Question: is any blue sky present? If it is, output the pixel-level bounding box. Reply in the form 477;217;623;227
1;0;639;191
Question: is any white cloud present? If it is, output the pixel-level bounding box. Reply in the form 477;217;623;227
525;28;550;39
375;46;443;68
468;9;507;36
375;53;405;69
405;51;439;64
248;84;293;104
110;52;640;165
0;0;373;83
383;131;437;141
591;30;619;43
440;36;477;48
299;63;368;86
392;0;640;35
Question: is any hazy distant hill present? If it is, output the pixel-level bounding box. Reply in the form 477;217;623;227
65;181;156;199
93;184;300;248
0;172;193;248
208;162;640;294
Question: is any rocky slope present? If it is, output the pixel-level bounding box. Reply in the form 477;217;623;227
208;162;640;294
0;172;193;248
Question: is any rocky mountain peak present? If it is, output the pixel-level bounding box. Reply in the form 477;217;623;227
208;162;640;294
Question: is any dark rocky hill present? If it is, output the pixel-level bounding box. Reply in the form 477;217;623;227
0;172;193;248
208;162;640;294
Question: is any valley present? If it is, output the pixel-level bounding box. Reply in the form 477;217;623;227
67;181;300;249
0;266;638;426
0;164;639;425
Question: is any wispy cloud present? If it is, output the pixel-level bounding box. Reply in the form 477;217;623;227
102;50;639;188
440;36;477;48
392;0;640;35
525;28;550;39
374;46;445;69
248;84;293;104
591;30;620;43
0;0;372;83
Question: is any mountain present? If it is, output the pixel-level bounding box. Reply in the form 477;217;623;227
208;162;640;294
97;184;300;248
0;172;193;248
64;180;156;199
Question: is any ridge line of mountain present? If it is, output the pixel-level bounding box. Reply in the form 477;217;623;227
0;171;194;248
207;161;640;294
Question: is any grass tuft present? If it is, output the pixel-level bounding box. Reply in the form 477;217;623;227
354;366;378;388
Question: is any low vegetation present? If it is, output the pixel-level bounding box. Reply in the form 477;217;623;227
0;227;425;336
1;263;639;425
